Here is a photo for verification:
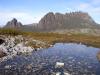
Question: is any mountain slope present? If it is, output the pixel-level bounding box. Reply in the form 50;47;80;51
38;12;100;31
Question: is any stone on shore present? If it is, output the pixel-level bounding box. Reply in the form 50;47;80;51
0;50;7;58
0;35;49;60
97;51;100;61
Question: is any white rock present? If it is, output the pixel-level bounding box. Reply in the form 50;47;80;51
5;65;11;69
56;72;61;75
55;62;64;68
64;72;71;75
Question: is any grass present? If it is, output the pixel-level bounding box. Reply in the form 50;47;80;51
0;28;100;48
0;28;23;36
22;32;100;48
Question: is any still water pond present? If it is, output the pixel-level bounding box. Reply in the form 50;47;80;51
0;43;100;75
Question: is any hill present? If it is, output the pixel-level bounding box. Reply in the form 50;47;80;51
4;11;100;34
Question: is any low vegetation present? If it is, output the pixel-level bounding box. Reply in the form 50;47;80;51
0;28;100;48
0;28;23;36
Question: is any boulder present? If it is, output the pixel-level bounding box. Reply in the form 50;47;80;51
0;50;7;58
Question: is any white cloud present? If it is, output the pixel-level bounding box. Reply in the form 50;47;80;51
79;3;90;9
74;1;100;23
0;11;43;26
90;0;100;5
78;2;100;14
1;0;100;26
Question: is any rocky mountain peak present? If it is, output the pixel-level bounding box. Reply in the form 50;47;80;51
38;12;56;30
65;12;94;22
12;18;17;23
45;12;54;17
38;11;99;31
4;18;22;28
3;11;100;32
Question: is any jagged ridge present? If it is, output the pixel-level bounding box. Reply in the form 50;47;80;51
38;11;100;31
4;18;22;28
4;11;100;32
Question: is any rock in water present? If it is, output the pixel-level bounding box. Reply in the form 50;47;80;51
55;62;64;68
97;51;100;61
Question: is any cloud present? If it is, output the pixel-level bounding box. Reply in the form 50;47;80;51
90;0;100;5
78;2;100;14
0;11;42;26
72;1;100;23
0;0;100;25
78;3;90;9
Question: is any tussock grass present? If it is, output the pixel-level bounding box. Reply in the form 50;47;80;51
0;28;23;36
0;28;100;48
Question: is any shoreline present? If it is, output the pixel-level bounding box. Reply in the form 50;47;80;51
0;33;100;61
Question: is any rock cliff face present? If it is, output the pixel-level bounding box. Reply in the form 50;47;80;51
4;18;22;28
38;12;57;30
38;11;100;31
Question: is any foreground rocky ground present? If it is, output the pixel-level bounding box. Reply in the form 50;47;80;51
0;35;50;61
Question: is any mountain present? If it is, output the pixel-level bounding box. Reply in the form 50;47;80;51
4;18;38;31
38;11;100;31
3;11;100;33
4;18;22;28
20;23;38;32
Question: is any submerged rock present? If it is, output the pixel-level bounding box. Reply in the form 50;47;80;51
55;62;64;68
4;65;12;69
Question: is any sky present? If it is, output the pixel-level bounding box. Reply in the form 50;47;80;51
0;0;100;26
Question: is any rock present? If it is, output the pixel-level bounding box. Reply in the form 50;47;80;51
17;46;33;54
26;64;33;70
4;18;22;28
0;35;49;62
56;72;61;75
0;50;7;58
38;11;100;31
97;51;100;61
38;12;56;30
0;35;33;57
4;65;11;69
64;72;71;75
55;62;64;68
0;39;5;45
